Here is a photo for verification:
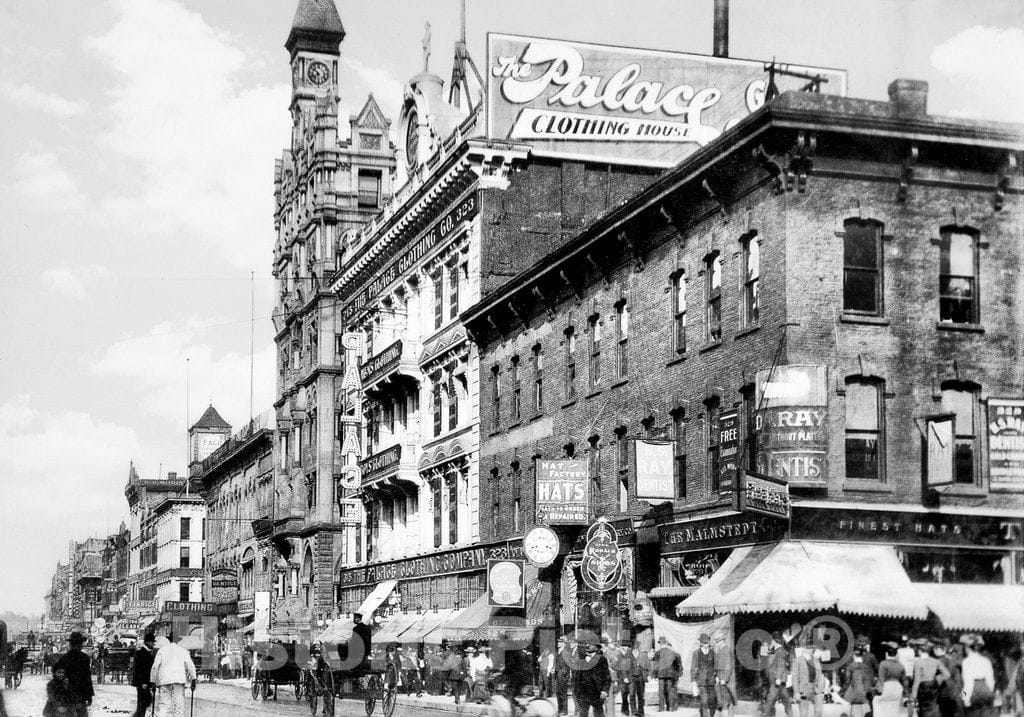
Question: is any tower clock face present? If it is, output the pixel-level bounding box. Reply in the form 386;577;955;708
405;111;419;170
523;526;560;568
306;61;330;86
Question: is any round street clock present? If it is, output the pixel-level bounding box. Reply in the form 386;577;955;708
405;111;420;170
306;61;330;86
523;525;560;568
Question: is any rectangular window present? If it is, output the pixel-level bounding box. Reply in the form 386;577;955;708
588;439;601;516
511;357;522;421
513;498;521;533
447;377;459;431
589;317;602;387
615;302;629;378
672;274;687;354
432;480;442;548
433;271;444;329
706;254;722;342
742;234;760;326
565;328;577;399
307;472;317;509
742;390;757;470
180;517;191;541
357;169;382;208
179;546;190;569
845;381;881;480
939;230;978;324
179;583;190;603
843;220;882;314
448;262;460;319
492;366;501;429
432;381;443;437
619;476;629;513
492;500;500;537
942;387;977;484
673;412;687;499
707;400;721;492
533;345;544;411
448;472;458;544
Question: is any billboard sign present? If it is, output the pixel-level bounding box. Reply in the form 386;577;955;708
487;34;847;167
988;398;1024;491
754;365;829;482
487;559;526;608
536;459;589;524
718;409;740;494
634;440;674;503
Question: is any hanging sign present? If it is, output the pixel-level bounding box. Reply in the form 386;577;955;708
634;440;674;503
988;398;1024;491
536;459;589;524
718;410;740;493
580;520;622;592
755;365;829;482
736;470;791;519
487;559;526;608
924;414;955;488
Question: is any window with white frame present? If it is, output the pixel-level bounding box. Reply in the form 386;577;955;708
706;253;722;342
742;233;760;326
672;272;687;354
845;380;883;481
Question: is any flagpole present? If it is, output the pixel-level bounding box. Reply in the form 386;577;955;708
185;357;190;496
250;269;255;423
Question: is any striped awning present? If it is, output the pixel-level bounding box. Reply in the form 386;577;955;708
676;540;929;619
916;583;1024;632
374;612;426;644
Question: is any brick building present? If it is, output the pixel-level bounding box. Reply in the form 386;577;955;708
464;80;1024;655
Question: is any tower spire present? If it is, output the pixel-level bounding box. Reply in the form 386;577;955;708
286;0;345;55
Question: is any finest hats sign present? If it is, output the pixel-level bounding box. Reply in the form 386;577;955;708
536;458;589;524
487;34;846;168
580;520;622;592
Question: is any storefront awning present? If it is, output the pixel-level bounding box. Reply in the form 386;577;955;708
676;541;929;619
440;593;545;642
318;617;355;644
240;621;256;634
400;608;460;644
139;615;158;629
374;612;426;644
916;583;1024;632
356;579;399;619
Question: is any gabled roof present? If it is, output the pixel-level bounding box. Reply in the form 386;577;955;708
353;94;391;130
287;0;345;52
191;405;231;431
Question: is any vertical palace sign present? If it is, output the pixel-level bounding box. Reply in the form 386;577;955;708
487;34;847;167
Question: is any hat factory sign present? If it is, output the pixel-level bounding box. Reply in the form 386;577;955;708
536;458;589;524
581;519;622;592
487;34;847;168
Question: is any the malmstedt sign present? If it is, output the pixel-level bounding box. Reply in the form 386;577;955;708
487;34;846;167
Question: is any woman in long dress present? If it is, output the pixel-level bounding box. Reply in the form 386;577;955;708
875;643;908;717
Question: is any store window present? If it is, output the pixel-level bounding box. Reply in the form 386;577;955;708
939;228;979;324
705;253;722;342
845;380;883;481
671;272;687;354
941;383;979;484
741;233;760;326
843;219;883;315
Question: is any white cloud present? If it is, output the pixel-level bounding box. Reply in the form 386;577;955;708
340;57;405;138
0;394;141;614
89;318;276;429
9;152;87;211
0;81;85;117
84;0;290;271
931;26;1024;122
41;264;114;300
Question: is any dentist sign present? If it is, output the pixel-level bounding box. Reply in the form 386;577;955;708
487;34;846;167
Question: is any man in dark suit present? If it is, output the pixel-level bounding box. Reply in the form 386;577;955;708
572;640;611;717
130;633;158;717
53;631;93;715
762;632;793;717
352;612;373;674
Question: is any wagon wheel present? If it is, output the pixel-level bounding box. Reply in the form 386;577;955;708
251;672;261;700
306;671;319;715
364;674;381;717
382;663;399;717
323;668;336;716
13;671;22;689
260;676;270;700
295;675;304;701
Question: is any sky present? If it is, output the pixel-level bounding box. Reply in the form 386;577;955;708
0;0;1022;617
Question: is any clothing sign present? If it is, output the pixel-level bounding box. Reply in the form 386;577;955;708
634;440;674;503
754;365;829;482
487;34;846;168
924;414;955;487
736;470;791;519
988;398;1024;491
487;559;526;608
536;459;589;524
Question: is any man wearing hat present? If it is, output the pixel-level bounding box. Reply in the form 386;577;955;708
554;636;574;716
53;631;93;716
150;633;197;717
654;636;681;712
691;633;720;717
130;632;158;717
352;612;373;674
912;638;951;717
573;638;612;717
763;632;793;717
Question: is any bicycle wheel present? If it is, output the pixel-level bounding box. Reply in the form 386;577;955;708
323;669;336;716
260;677;270;700
295;676;304;700
382;664;399;717
364;674;380;716
306;673;318;715
251;673;260;700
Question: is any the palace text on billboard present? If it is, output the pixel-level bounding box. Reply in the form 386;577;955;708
487;34;847;167
536;459;589;524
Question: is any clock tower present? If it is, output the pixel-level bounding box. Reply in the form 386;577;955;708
285;0;345;151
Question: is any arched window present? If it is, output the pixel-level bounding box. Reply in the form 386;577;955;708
845;379;884;481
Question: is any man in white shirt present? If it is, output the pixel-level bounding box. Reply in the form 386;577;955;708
961;635;995;717
150;634;198;717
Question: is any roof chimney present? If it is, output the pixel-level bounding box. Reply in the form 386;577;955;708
167;471;177;480
888;79;928;119
713;0;729;57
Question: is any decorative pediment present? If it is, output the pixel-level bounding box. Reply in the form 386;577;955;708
354;94;391;130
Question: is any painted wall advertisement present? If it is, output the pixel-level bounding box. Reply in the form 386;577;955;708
754;365;828;483
487;34;847;167
536;459;589;524
988;398;1024;491
634;440;674;503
